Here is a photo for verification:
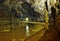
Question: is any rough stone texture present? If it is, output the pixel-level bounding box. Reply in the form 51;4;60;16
55;12;60;32
39;26;60;41
39;11;60;41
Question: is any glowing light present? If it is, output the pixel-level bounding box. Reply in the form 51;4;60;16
25;18;29;21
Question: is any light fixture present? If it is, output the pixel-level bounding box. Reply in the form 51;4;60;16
25;17;29;21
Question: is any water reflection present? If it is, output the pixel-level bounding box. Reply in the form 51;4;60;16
25;24;30;36
0;20;45;41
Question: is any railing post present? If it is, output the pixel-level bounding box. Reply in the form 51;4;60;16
44;9;49;30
